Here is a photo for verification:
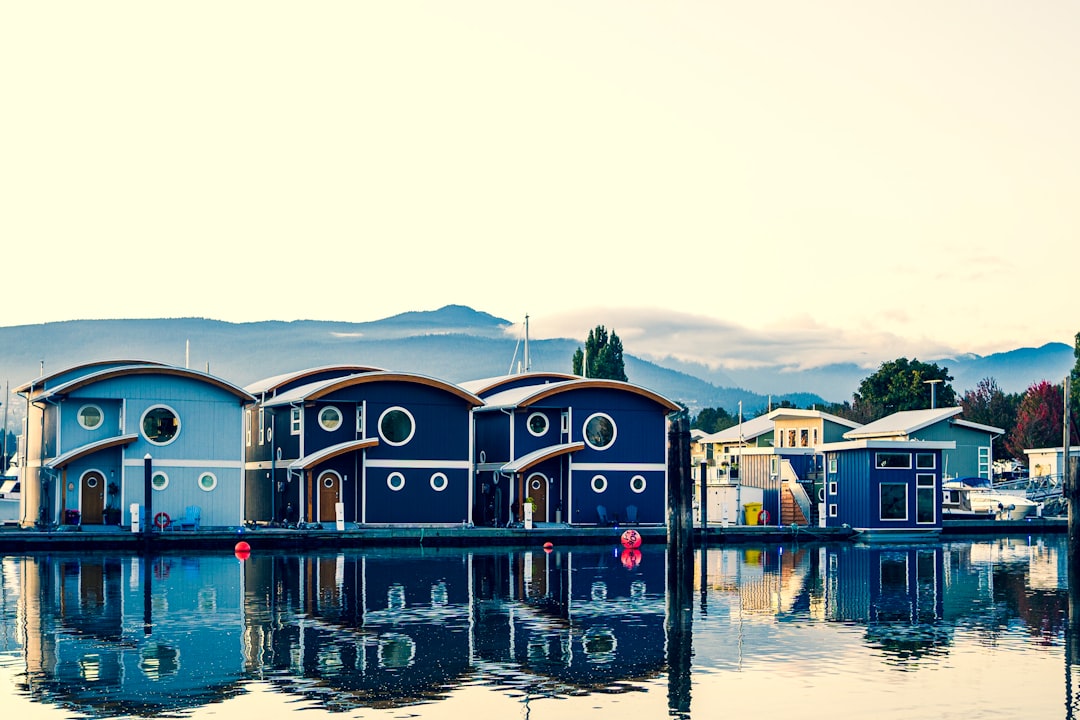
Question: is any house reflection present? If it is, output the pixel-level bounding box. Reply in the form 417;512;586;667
2;538;1073;716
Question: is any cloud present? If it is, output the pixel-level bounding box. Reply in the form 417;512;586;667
506;307;963;371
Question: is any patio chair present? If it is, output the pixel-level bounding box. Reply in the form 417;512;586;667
178;505;201;531
596;504;609;525
625;505;638;524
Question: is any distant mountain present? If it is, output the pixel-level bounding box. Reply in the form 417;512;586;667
0;307;814;422
0;307;1070;422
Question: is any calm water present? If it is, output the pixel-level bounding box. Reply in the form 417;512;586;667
1;536;1078;719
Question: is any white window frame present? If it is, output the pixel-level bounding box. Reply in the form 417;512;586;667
291;406;302;435
77;403;104;430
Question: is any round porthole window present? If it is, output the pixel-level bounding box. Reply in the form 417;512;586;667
583;413;616;451
323;475;336;489
142;405;180;445
531;477;543;491
319;406;342;432
86;474;99;488
630;475;646;494
387;472;406;492
379;407;415;446
151;471;169;491
78;404;103;430
527;412;549;437
198;472;218;492
430;472;448;492
591;475;607;493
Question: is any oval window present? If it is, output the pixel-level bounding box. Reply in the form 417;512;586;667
379;407;415;446
527;412;549;437
319;406;342;432
430;472;448;492
591;475;607;493
151;471;169;491
198;472;218;492
387;472;406;492
630;475;646;494
142;406;180;445
583;413;616;451
78;404;103;430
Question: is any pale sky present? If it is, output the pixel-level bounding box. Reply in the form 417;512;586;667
3;2;1077;371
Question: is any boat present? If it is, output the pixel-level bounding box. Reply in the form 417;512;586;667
942;477;1039;520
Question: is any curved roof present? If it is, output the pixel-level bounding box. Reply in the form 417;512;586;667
34;364;254;403
479;378;679;413
245;364;384;396
459;372;579;396
264;371;483;408
290;438;380;471
16;360;167;396
501;442;585;474
47;433;139;469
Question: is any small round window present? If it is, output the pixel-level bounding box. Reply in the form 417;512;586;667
151;471;169;491
85;474;99;489
142;405;180;445
322;474;337;489
198;472;218;492
430;472;448;492
379;407;415;446
78;404;103;430
319;406;342;432
630;475;647;494
387;472;406;492
583;413;616;451
527;412;549;437
530;476;544;492
591;475;608;493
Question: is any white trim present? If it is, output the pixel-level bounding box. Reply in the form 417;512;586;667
387;471;405;492
583;412;617;451
366;459;470;469
590;474;608;493
198;471;218;492
77;403;104;430
125;458;244;468
572;462;666;472
526;412;549;437
140;404;181;446
430;472;449;492
319;405;343;432
630;474;646;494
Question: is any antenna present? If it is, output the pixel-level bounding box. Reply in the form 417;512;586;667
186;339;190;369
523;314;531;372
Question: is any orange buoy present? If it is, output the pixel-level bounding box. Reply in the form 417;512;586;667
543;541;554;550
620;529;642;549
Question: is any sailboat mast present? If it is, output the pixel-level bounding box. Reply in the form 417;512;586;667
523;314;531;372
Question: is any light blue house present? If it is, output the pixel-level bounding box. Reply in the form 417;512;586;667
16;361;253;528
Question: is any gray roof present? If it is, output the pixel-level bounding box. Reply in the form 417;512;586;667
843;407;965;439
700;414;774;444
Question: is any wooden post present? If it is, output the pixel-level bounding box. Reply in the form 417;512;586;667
666;414;694;715
667;415;693;547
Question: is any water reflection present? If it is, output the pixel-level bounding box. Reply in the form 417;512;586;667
0;536;1076;718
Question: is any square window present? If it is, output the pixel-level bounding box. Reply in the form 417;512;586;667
916;453;936;469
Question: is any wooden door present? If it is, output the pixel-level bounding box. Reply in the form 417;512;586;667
81;471;105;524
526;473;548;522
318;471;340;523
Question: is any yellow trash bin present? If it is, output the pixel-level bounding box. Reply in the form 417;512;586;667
744;502;763;526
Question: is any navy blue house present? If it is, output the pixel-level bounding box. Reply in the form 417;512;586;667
246;367;482;525
466;374;679;527
818;439;954;538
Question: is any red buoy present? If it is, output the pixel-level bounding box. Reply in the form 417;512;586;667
621;529;642;549
234;540;251;560
543;541;554;550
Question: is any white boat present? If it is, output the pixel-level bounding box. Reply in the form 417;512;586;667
942;477;1039;520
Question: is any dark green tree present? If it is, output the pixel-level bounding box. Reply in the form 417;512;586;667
852;357;956;420
572;325;628;381
691;407;736;434
960;377;1021;460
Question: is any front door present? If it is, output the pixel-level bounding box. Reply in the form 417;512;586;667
81;471;105;524
526;472;548;522
318;470;340;523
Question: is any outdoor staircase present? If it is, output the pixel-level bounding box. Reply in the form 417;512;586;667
780;484;809;525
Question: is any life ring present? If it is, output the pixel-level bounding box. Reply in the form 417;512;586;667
154;511;171;529
758;509;770;525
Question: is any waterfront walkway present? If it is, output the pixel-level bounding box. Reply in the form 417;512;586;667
0;516;1065;552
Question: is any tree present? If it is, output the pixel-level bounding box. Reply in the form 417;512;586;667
852;357;956;420
1006;380;1066;460
572;325;628;381
960;377;1020;460
691;407;736;434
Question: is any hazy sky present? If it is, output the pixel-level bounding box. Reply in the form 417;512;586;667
4;2;1077;371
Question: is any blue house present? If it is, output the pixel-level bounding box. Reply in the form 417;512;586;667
818;439;954;538
248;368;482;525
467;374;679;527
16;361;253;529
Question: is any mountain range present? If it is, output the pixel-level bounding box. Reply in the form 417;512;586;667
0;306;1073;420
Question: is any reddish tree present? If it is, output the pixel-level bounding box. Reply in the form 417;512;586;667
1006;380;1066;459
